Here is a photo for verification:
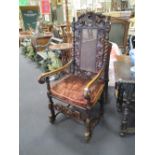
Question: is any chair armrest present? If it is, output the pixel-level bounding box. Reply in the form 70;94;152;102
38;59;73;84
84;68;104;99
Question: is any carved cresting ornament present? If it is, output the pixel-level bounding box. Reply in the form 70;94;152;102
75;12;111;30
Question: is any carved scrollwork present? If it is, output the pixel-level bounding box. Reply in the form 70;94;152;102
75;12;110;30
72;12;111;80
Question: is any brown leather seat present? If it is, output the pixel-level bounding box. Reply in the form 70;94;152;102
50;75;104;108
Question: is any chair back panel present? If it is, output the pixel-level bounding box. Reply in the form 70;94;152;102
80;29;97;72
73;12;111;79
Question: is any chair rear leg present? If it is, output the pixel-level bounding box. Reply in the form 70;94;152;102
100;92;104;116
47;92;56;124
104;81;109;103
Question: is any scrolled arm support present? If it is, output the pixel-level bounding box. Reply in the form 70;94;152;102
84;69;104;99
38;59;73;84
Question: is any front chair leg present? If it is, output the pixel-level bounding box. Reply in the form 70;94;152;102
84;118;92;142
47;92;56;124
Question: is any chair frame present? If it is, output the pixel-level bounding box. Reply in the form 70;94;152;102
38;12;112;142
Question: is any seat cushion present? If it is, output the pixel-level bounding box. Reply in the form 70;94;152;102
50;75;104;108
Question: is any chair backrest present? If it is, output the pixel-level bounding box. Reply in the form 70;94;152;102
72;12;111;80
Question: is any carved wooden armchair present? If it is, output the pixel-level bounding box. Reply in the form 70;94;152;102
38;12;112;142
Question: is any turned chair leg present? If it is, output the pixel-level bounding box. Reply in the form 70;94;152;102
84;93;105;142
84;118;92;142
84;109;92;142
47;92;56;124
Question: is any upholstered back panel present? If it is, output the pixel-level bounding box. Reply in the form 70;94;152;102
72;12;111;79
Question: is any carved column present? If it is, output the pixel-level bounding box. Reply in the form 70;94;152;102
46;77;56;123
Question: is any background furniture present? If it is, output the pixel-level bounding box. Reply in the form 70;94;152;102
64;0;72;43
32;34;64;70
57;24;72;43
49;43;72;64
31;34;52;52
19;31;32;45
128;16;135;35
31;34;53;66
121;0;128;11
109;17;129;54
103;11;132;20
38;12;112;142
114;56;135;136
42;24;53;33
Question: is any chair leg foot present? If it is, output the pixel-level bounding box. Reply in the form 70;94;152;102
84;118;92;142
120;131;126;137
84;131;92;142
49;115;56;124
48;103;56;124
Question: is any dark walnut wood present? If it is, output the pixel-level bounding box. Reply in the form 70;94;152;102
38;12;112;142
